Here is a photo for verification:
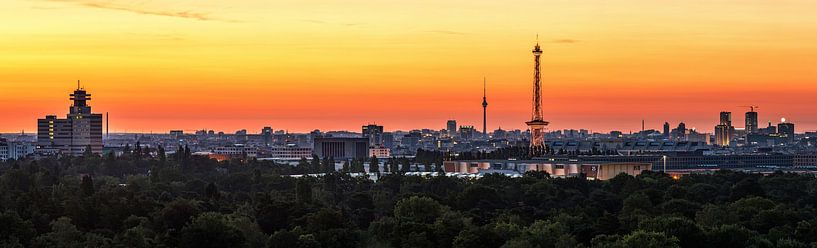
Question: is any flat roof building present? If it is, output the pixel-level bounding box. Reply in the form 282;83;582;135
314;136;369;160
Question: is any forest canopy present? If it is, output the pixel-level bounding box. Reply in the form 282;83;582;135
1;148;817;248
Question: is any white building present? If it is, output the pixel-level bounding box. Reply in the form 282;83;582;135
369;146;391;159
212;145;258;158
0;140;35;161
267;145;313;160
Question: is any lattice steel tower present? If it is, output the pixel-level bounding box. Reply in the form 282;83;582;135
526;41;549;148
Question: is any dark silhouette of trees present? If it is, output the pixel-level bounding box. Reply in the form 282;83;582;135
1;153;816;247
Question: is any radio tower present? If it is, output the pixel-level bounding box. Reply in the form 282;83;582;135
526;38;549;149
482;77;488;137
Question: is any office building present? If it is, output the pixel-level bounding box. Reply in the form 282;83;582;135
266;145;313;160
447;120;457;136
715;124;731;146
37;83;103;155
719;111;732;126
261;127;273;146
746;111;758;134
459;125;477;140
362;124;384;146
0;139;35;161
313;136;369;159
778;119;795;142
663;122;670;138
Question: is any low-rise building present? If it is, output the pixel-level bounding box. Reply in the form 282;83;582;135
0;140;35;161
369;146;391;158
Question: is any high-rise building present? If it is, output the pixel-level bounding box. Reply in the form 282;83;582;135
715;124;731;146
778;118;795;142
261;127;273;146
663;122;671;138
719;112;732;126
715;111;734;145
446;120;457;136
672;122;687;140
746;111;758;134
37;82;103;155
362;124;384;146
526;40;549;148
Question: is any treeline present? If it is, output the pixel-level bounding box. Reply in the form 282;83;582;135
1;150;817;247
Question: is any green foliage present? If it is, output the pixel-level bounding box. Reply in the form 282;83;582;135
1;155;817;247
179;213;246;248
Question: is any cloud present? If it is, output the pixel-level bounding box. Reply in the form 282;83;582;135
44;0;238;22
301;19;364;27
551;39;579;44
428;30;468;35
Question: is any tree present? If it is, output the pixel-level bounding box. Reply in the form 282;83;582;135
206;182;221;200
394;196;443;224
639;217;704;248
31;217;86;248
296;179;312;204
0;211;35;247
157;145;167;162
310;155;321;174
593;230;680;248
83;145;94;158
369;156;380;176
179;213;246;248
80;175;95;197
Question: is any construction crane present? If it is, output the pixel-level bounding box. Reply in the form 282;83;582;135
739;105;759;112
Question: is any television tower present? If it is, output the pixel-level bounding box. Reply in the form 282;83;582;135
526;39;549;148
482;77;488;137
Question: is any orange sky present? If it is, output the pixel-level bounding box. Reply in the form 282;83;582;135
2;0;817;134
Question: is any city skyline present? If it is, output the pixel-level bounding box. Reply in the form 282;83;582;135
3;0;817;133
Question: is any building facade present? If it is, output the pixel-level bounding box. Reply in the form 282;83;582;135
0;139;35;161
313;137;369;159
362;124;384;146
37;85;103;155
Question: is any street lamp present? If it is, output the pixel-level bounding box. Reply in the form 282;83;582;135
662;155;667;173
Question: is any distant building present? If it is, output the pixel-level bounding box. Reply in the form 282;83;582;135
671;123;687;140
715;124;731;146
0;139;35;161
261;127;273;146
686;131;710;144
169;130;184;136
663;122;670;138
459;125;477;140
745;111;759;134
778;119;795;142
369;146;391;159
443;159;649;180
446;120;457;136
719;111;732;126
37;84;103;155
362;124;384;146
313;136;369;159
213;145;258;158
382;132;395;149
267;145;312;160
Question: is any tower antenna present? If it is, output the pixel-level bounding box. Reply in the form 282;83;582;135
482;77;489;137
